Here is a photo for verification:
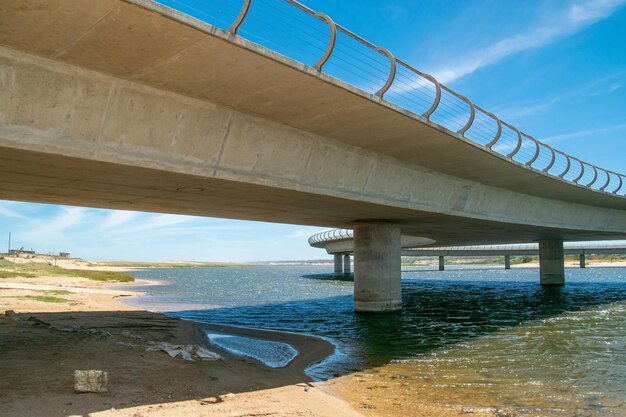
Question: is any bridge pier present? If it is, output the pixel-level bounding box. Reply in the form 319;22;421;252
344;254;351;274
504;255;511;270
539;240;565;285
334;253;343;276
438;256;445;271
353;223;402;312
580;253;586;268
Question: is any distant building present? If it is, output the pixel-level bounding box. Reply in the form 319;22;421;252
59;252;71;258
9;249;35;256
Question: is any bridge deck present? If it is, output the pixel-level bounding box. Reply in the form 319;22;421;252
0;0;625;247
0;0;624;209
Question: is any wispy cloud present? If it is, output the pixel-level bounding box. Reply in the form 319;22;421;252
543;122;626;144
0;202;27;219
288;228;329;239
32;207;86;237
431;0;626;83
494;69;626;120
99;210;140;230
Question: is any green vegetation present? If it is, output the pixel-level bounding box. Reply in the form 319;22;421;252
18;295;69;303
511;256;536;265
43;290;72;295
0;271;36;278
0;261;134;282
0;294;70;303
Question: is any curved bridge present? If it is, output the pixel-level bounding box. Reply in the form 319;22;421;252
1;0;625;311
201;0;626;197
309;229;626;272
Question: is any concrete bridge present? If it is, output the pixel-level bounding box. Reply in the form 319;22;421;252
1;0;625;312
309;229;626;272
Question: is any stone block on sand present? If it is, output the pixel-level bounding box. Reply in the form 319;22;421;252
74;370;108;393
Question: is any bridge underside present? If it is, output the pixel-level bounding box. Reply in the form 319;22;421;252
1;147;624;247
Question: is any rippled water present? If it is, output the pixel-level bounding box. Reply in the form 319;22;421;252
124;265;626;415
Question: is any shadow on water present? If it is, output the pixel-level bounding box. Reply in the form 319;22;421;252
167;278;626;377
301;273;354;281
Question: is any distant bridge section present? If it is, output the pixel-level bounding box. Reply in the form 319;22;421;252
310;229;626;272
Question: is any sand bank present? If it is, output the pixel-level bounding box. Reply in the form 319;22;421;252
0;275;363;417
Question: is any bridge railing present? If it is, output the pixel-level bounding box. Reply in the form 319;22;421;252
308;228;353;246
156;0;625;197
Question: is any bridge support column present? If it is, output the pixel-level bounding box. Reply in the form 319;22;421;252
580;253;586;269
438;256;445;271
354;223;401;312
539;240;564;285
504;255;511;270
334;253;343;276
343;254;351;274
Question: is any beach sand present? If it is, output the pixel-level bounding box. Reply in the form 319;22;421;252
0;273;363;417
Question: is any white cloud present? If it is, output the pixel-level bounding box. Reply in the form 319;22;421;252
288;228;329;239
100;210;140;230
33;207;86;237
543;122;626;144
494;70;626;120
431;0;626;83
0;202;27;219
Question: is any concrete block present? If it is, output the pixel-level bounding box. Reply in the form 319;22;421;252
74;370;108;393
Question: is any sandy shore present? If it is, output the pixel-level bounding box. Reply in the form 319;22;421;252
0;274;363;417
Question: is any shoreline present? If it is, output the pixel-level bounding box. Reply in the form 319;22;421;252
113;277;337;379
0;274;363;417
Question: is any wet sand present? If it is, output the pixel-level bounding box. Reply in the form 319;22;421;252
0;275;362;417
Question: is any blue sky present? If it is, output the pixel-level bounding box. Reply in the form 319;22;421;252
2;0;625;261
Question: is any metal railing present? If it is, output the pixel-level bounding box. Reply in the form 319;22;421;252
157;0;626;197
308;228;352;246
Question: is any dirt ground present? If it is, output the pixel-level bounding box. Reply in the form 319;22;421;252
0;275;363;417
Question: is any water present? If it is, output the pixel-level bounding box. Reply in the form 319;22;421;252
204;332;298;368
124;265;626;415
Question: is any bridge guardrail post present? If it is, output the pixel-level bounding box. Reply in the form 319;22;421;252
375;48;396;98
586;166;599;188
312;12;336;71
558;151;571;178
228;0;252;35
572;160;586;184
542;146;557;173
503;122;523;159
525;136;541;167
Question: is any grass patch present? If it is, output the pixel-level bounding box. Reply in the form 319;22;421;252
0;259;14;268
15;295;69;303
0;262;134;282
43;290;72;295
0;271;36;278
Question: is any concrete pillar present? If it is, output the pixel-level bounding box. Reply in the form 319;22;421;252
438;256;445;271
343;254;351;274
539;239;565;285
353;222;401;312
334;253;343;276
580;253;586;269
504;255;511;270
